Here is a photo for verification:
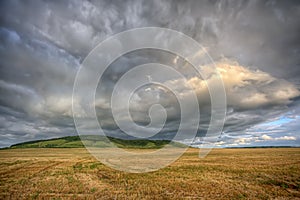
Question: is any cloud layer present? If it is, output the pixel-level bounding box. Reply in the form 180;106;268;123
0;0;299;147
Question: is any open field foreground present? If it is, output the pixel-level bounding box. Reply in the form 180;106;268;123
0;148;299;199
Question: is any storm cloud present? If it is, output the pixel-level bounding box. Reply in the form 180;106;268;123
0;0;299;147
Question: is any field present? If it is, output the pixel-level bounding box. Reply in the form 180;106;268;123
0;148;299;199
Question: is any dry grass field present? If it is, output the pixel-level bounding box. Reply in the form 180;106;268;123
0;148;299;199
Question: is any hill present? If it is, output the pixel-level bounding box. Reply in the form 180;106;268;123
9;135;187;149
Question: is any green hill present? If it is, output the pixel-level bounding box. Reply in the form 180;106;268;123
9;135;187;149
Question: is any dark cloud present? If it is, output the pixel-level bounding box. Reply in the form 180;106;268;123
0;0;299;147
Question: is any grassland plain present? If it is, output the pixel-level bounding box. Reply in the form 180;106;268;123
0;148;299;199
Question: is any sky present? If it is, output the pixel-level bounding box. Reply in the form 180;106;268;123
0;0;299;148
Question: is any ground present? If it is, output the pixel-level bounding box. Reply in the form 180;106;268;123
0;148;299;199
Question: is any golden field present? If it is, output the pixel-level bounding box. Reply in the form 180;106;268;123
0;148;299;199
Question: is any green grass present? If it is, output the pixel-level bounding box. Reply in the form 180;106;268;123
9;135;187;149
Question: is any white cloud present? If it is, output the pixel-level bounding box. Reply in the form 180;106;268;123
277;136;296;141
255;134;296;142
261;134;272;140
184;59;300;109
